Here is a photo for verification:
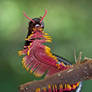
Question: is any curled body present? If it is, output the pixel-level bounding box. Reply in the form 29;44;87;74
18;10;82;92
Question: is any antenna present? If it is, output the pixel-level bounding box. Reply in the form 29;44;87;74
23;12;35;23
40;9;47;23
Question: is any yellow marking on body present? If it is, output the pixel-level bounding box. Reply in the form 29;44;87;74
39;28;43;31
27;45;32;55
44;36;52;39
65;84;67;88
35;88;40;92
30;70;33;74
22;58;25;64
61;62;65;66
45;47;50;54
43;32;52;42
22;58;30;71
48;84;51;89
66;84;71;90
59;84;63;89
34;72;42;77
56;64;61;69
28;44;31;49
45;46;58;62
33;28;36;31
22;58;27;67
44;32;48;35
27;50;30;56
76;82;80;86
25;38;28;40
46;39;52;42
72;84;76;89
18;51;23;56
23;63;27;69
26;33;33;40
25;67;29;71
29;43;32;45
55;84;57;89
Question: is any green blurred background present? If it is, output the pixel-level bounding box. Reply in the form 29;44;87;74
0;0;92;92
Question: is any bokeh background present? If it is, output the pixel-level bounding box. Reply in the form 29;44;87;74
0;0;92;92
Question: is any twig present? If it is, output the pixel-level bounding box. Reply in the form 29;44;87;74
19;59;92;92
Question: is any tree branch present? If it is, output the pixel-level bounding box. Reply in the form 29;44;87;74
19;59;92;92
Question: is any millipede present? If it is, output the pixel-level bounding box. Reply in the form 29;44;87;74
18;10;82;92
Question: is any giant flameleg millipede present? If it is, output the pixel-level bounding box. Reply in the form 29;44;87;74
18;10;82;92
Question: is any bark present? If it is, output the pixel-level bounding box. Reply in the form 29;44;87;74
19;59;92;92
